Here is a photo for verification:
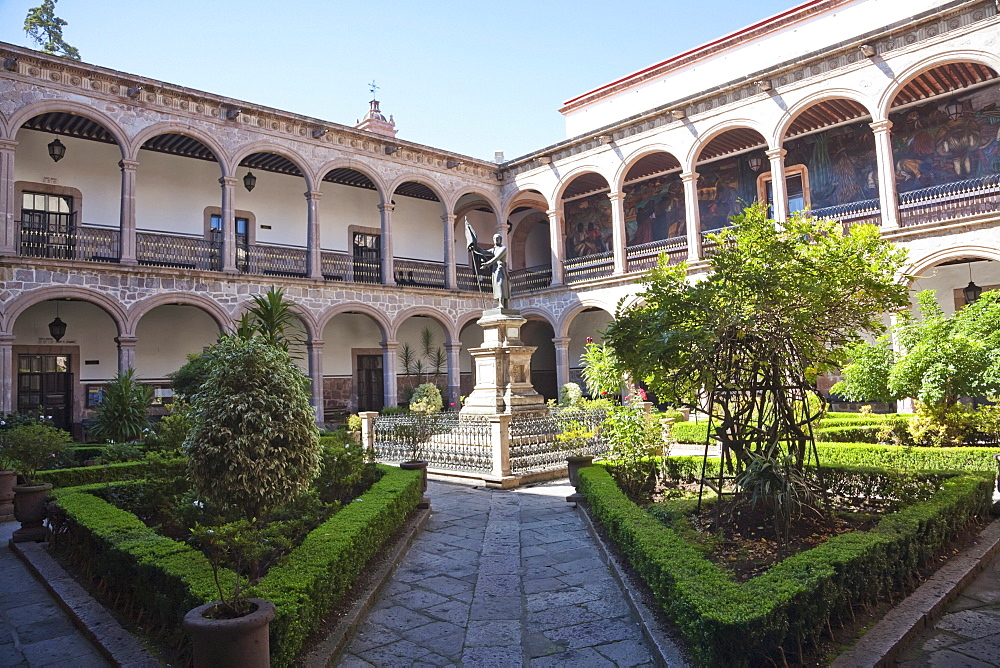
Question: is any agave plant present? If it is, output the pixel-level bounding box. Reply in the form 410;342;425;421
90;368;153;443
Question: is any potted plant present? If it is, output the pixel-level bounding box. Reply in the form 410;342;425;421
557;417;597;488
401;384;443;490
0;419;17;523
5;422;70;542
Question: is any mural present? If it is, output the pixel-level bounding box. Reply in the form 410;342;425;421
564;193;612;260
889;81;1000;194
622;172;685;245
696;149;763;231
784;121;879;209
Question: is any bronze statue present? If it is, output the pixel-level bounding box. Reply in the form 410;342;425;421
465;219;510;309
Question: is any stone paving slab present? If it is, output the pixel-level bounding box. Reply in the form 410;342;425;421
338;480;672;667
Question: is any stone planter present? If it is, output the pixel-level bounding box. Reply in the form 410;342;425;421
0;470;15;522
12;482;53;542
183;598;275;668
566;455;595;489
400;460;430;509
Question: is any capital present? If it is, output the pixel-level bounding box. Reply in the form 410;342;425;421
306;338;325;349
441;214;457;223
381;339;398;350
219;176;239;188
114;336;139;347
680;171;699;183
378;202;395;213
546;208;560;218
0;139;19;152
118;158;140;171
765;148;787;160
869;119;893;133
607;191;625;203
0;333;16;345
304;190;323;201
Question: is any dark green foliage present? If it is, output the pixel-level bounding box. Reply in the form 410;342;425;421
314;435;377;504
143;406;192;455
90;369;153;443
37;458;186;488
239;286;303;354
815;443;1000;476
1;422;70;483
97;442;145;464
169;353;215;400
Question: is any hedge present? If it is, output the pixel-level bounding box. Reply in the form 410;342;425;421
51;465;422;667
579;464;991;666
815;443;1000;476
36;458;186;488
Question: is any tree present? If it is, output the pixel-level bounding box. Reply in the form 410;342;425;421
580;339;625;400
236;286;303;353
24;1;80;60
605;204;908;477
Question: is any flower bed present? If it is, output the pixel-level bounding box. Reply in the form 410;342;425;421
578;462;992;666
50;464;422;666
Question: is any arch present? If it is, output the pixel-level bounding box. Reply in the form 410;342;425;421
314;158;389;203
877;51;1000;119
552;165;613;205
2;287;127;335
556;300;616;339
317;303;391;341
8;101;128;156
501;186;551;220
127;122;229;170
518;307;557;331
775;90;879;144
456;310;486;334
387;173;447;209
614;144;685;192
391;307;457;344
447;187;502;217
229;141;315;191
901;245;1000;283
686;118;771;169
126;292;233;337
232;296;319;343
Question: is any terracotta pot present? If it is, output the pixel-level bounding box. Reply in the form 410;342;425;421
400;459;428;492
12;482;53;543
183;598;275;668
0;470;15;522
566;455;595;489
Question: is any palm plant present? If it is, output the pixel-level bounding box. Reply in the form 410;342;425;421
90;368;153;443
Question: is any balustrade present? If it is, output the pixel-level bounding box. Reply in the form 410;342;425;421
898;174;1000;227
242;243;308;277
136;231;220;271
456;265;491;292
625;236;687;272
393;257;446;288
808;199;882;233
18;218;119;263
564;250;614;283
510;265;552;294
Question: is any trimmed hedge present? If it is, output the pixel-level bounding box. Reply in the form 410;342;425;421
579;464;991;666
815;443;1000;476
671;422;711;444
36;458;186;488
52;465;422;667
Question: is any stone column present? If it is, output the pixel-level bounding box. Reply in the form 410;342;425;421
307;339;325;424
681;172;702;261
871;119;900;229
888;311;913;413
0;140;18;256
359;411;378;453
118;159;139;265
765;148;789;222
379;203;395;286
443;214;457;289
220;176;238;272
115;336;138;372
446;341;462;407
0;333;14;414
547;208;565;286
489;413;512;478
608;191;627;274
305;190;323;279
382;340;398;408
553;336;571;392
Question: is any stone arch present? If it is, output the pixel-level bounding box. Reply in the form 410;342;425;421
387;173;448;212
126;292;232;337
7;100;128;154
686;118;772;169
614;144;685;193
1;287;127;335
552;166;613;205
775;90;879;144
128;122;229;171
902;245;1000;283
233;296;319;342
556;300;616;339
230;141;316;191
877;50;1000;119
519;307;557;331
447;187;502;218
317;303;391;341
456;310;485;334
391;307;457;344
501;185;551;219
314;158;389;203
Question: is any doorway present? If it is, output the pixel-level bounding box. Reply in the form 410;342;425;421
356;354;384;413
17;353;73;431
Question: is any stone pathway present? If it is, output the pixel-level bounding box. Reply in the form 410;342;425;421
0;522;110;668
896;549;1000;667
339;480;657;667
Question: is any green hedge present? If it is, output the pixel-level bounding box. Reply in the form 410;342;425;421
672;422;711;444
579;464;991;666
52;465;422;667
815;443;1000;476
35;458;186;488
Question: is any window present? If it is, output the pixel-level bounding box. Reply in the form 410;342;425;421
20;191;75;258
758;166;809;217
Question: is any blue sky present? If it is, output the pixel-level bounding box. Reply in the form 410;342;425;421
0;0;797;160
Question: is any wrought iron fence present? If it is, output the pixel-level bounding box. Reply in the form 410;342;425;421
137;231;221;270
456;264;491;292
18;221;120;263
394;257;446;288
564;251;614;283
510;265;553;293
899;174;1000;227
320;250;353;281
243;243;308;277
626;236;687;272
807;199;882;232
509;407;609;474
373;412;492;472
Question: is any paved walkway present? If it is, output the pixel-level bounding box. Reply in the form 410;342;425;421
339;480;658;667
0;522;110;668
896;548;1000;667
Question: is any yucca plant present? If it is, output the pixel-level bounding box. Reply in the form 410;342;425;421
90;368;153;443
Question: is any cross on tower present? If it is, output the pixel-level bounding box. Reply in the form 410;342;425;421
369;80;379;100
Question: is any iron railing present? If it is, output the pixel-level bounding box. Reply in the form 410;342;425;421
394;257;446;288
456;265;491;292
564;250;614;283
18;219;120;263
899;174;1000;227
372;412;493;472
808;198;882;232
242;243;308;277
137;231;221;271
509;407;609;474
510;265;552;293
320;250;353;281
626;236;687;272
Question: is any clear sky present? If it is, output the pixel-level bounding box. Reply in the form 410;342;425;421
0;0;798;161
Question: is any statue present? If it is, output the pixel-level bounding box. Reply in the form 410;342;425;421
465;219;510;310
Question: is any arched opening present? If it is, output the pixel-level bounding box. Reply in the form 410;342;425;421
391;181;446;288
522;318;557;401
455;192;498;293
506;190;552;293
322;311;387;416
319;167;382;284
566;307;614;395
15;112;123;263
888;62;1000;226
695;128;768;234
458;318;485;399
395;315;449;405
561;172;613;283
622;152;687;271
136;132;224;270
908;255;1000;316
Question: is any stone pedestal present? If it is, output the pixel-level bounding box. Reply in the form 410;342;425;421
461;308;547;417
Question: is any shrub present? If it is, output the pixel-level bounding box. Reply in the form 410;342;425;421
603;404;661;498
185;336;320;521
346;414;362;432
169;352;217;401
90;369;153;443
97;442;145;464
409;383;443;414
559;382;584;407
3;423;71;484
144;405;192;455
314;435;373;504
660;409;687;423
907;402;979;447
672;421;711;444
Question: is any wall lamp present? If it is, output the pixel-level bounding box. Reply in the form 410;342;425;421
243;171;257;192
47;137;66;162
48;301;67;342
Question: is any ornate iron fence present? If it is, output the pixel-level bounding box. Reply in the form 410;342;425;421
808;199;882;232
373;412;492;472
509;407;609;474
564;251;614;283
137;231;221;270
510;265;552;293
394;257;446;288
19;221;120;263
320;250;353;281
626;236;687;272
243;243;308;277
899;174;1000;227
456;265;491;292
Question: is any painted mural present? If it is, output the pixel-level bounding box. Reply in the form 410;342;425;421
696;149;764;231
622;172;685;245
784;121;879;209
889;81;1000;194
564;192;612;260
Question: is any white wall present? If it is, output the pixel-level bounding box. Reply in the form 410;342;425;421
12;300;118;381
15;130;121;227
524;220;551;267
322;313;383;375
319;182;381;252
134;305;220;380
455;208;498;266
135;149;221;236
235;169;308;246
392;196;445;261
459;323;485;373
396;316;448;371
909;260;1000;317
568;309;613;368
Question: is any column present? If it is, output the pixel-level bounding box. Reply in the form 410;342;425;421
553;336;571;392
608;191;627;274
888;311;912;413
305;190;322;279
870;119;900;229
118;159;139;265
382;339;398;408
489;413;512;478
681;172;702;261
547;208;565;286
443;214;457;289
378;202;395;286
0;333;14;414
220;176;238;272
0;140;17;256
765;148;789;222
115;335;138;372
445;341;462;407
307;339;325;424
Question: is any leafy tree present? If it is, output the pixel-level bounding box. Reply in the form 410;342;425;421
24;0;80;60
185;336;320;521
169;352;216;400
90;369;153;443
580;339;625;399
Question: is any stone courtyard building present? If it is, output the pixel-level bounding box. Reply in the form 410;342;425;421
1;0;998;433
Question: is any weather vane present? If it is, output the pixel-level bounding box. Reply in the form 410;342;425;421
369;80;379;101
